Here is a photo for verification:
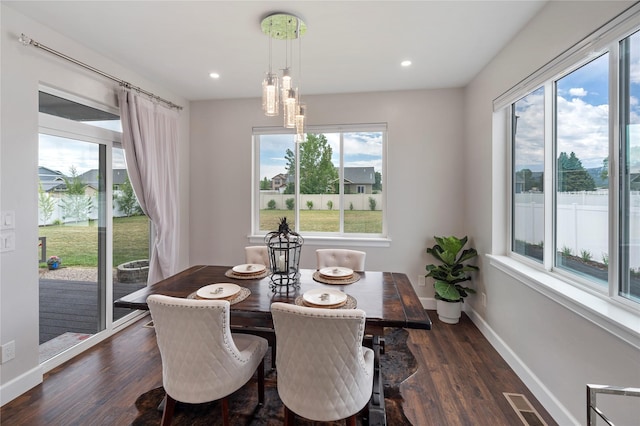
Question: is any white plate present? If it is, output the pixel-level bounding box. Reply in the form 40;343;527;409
196;283;241;299
319;266;354;278
303;288;348;306
232;263;266;274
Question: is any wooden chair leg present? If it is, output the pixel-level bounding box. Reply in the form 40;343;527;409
257;358;265;405
160;394;176;426
271;340;277;369
346;414;357;426
221;397;229;426
284;405;295;426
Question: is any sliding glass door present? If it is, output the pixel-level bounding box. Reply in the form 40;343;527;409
38;89;148;362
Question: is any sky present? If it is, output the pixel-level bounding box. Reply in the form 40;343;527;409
515;41;640;172
258;131;383;182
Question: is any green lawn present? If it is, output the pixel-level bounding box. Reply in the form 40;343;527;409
39;210;381;268
39;215;149;268
260;209;382;233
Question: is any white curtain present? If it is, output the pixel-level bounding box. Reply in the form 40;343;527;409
118;90;180;285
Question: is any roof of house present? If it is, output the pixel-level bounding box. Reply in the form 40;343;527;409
79;169;128;186
38;166;67;192
343;167;375;185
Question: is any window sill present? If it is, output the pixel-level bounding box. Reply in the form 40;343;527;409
248;235;391;248
487;254;640;350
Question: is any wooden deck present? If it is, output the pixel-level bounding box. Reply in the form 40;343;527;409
39;278;145;344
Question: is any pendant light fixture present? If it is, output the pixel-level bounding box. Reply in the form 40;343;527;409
261;12;307;137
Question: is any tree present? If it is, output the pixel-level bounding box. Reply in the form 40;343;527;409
373;171;382;191
515;168;542;192
60;166;93;223
38;183;56;225
115;176;142;217
260;177;271;190
284;134;338;194
557;151;595;192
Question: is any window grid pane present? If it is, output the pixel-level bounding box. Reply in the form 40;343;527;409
555;54;609;286
619;31;640;303
513;87;545;263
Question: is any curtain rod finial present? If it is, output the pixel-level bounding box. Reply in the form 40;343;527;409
18;33;32;46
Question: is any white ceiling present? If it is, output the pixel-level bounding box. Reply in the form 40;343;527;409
5;1;547;101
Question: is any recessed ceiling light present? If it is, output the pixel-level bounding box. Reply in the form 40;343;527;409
209;72;220;79
401;60;412;67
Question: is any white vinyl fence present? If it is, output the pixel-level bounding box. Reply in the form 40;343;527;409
259;192;382;211
515;191;640;269
38;191;133;226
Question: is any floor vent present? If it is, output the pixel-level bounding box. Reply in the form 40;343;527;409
504;392;548;426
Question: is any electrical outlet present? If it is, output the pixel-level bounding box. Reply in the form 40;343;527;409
418;275;426;287
1;340;15;363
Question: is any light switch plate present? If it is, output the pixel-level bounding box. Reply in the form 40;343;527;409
1;211;15;230
0;232;15;252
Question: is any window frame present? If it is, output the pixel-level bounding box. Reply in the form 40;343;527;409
495;4;640;349
250;123;390;247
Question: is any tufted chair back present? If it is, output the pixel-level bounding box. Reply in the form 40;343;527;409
147;294;268;425
316;248;366;271
271;302;374;424
245;245;270;266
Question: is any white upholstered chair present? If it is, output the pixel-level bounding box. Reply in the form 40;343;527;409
316;248;366;271
245;245;270;267
147;294;268;426
270;302;374;425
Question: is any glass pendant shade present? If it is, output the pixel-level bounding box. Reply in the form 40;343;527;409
284;89;297;128
281;68;292;100
262;73;279;116
295;104;306;143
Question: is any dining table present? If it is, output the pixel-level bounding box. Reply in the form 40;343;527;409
114;264;432;426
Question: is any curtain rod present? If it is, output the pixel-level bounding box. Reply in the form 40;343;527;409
18;33;183;111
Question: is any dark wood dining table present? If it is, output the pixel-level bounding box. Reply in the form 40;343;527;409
114;265;432;425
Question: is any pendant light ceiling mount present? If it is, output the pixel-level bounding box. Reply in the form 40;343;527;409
260;13;307;40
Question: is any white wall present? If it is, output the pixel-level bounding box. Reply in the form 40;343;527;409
0;4;190;403
465;1;640;424
190;89;465;300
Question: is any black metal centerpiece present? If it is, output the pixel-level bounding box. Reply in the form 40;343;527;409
265;217;303;291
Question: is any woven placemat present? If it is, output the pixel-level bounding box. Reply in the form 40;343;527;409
294;294;357;309
187;286;251;305
312;270;361;285
225;269;270;280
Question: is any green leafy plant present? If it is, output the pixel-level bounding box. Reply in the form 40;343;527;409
267;199;276;210
580;249;592;262
425;236;478;302
560;245;573;256
285;198;295;210
368;196;377;211
306;200;313;210
327;200;333;210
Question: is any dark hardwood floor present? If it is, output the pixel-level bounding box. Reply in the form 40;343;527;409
1;311;557;425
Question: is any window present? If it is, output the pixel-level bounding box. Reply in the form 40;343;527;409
253;124;386;239
512;87;545;263
507;23;640;307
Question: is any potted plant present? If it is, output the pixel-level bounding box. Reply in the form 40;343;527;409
425;236;478;324
47;255;61;270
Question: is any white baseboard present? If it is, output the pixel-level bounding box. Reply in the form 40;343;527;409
463;306;579;425
0;366;42;407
